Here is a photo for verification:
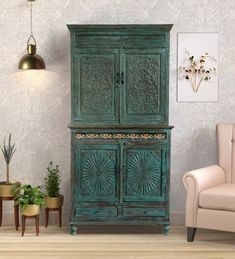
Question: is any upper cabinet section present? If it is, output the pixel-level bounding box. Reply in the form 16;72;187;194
68;25;173;126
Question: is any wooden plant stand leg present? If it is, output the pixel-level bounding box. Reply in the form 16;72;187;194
14;204;20;231
36;215;39;236
45;208;49;228
0;199;2;227
21;215;26;236
59;207;62;228
45;208;62;228
22;215;40;236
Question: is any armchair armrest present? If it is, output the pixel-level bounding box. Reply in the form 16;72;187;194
183;165;225;227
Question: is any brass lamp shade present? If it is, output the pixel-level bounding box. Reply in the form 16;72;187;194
18;44;46;69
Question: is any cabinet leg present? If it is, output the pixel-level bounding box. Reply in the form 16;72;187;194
187;227;197;242
163;224;170;235
70;224;78;235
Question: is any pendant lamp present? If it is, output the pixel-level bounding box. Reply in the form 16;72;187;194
18;0;46;70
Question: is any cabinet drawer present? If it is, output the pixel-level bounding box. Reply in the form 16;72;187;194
123;208;165;217
76;208;118;217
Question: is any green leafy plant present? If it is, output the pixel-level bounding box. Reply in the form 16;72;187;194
0;134;16;184
14;184;45;210
45;161;61;197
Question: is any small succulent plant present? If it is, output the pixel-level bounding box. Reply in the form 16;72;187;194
0;134;16;184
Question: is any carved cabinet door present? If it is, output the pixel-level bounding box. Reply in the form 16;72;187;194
122;142;167;202
75;143;119;203
120;48;168;125
72;48;120;124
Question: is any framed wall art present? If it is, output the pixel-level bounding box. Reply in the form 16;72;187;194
177;32;219;102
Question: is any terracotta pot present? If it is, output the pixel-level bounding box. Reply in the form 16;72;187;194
21;204;40;216
45;195;64;209
0;182;20;198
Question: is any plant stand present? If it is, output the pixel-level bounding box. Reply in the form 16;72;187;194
21;215;39;236
0;196;19;230
45;207;62;228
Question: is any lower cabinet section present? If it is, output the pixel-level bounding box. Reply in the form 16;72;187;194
70;129;172;235
76;207;118;218
123;208;166;217
75;206;166;219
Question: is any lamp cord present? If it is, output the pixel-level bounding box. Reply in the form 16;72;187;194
30;1;33;35
27;1;36;46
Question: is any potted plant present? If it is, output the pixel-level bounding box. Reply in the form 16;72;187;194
44;161;63;209
0;134;20;197
14;184;45;216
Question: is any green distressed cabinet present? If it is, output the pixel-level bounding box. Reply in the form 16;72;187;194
67;25;173;235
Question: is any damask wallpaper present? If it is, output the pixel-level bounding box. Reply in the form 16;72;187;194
0;0;235;225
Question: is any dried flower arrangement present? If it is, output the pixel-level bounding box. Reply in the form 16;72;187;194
179;49;217;93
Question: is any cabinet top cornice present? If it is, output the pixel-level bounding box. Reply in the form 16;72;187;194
67;24;173;32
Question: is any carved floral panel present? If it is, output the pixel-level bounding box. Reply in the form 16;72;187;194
126;55;160;114
80;55;114;114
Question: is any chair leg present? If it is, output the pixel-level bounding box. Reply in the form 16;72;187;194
187;227;197;242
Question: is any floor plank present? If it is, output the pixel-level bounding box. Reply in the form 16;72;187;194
0;225;235;258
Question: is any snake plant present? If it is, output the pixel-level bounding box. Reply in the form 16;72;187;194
0;134;16;184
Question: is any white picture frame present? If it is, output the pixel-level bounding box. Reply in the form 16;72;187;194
177;32;219;102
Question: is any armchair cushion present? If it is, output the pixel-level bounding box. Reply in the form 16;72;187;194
199;184;235;211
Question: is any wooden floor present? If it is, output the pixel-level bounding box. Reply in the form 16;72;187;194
0;225;235;259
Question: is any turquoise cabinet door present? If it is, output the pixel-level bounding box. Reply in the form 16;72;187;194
75;143;119;202
72;49;120;124
123;142;167;202
120;48;168;125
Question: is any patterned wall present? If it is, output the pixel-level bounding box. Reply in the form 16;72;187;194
1;0;235;224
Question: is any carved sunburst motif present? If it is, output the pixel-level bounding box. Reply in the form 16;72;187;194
126;151;161;195
82;153;115;196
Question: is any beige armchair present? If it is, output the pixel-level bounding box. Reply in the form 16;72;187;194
183;124;235;242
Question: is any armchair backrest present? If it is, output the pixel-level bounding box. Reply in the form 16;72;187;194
217;123;235;183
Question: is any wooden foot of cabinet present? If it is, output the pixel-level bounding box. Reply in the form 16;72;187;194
70;224;78;235
163;224;170;235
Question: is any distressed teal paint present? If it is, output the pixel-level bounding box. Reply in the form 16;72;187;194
68;25;173;235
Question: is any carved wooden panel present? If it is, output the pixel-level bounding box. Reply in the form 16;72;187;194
81;56;113;114
121;49;167;124
126;55;160;114
75;145;118;202
123;144;166;202
73;49;119;124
